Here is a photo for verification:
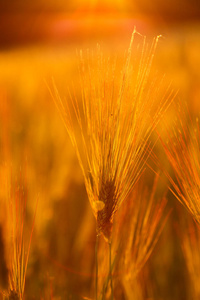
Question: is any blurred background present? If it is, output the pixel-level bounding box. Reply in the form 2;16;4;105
0;1;200;299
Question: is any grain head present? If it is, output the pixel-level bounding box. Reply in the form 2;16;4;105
51;29;174;241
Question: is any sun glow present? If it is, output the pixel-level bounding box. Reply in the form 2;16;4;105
72;0;130;15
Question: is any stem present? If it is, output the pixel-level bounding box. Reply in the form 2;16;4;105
95;233;99;300
109;241;114;300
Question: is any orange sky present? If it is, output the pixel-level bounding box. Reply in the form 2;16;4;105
0;0;199;19
0;0;199;48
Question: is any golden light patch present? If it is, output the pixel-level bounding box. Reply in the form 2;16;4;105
93;200;105;212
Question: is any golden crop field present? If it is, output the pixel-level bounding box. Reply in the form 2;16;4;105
0;2;200;299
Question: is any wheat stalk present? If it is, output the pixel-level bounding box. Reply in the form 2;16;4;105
50;29;174;298
0;166;38;300
160;102;200;224
97;173;168;299
177;212;200;300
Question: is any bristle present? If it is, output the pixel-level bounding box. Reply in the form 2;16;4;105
51;31;174;241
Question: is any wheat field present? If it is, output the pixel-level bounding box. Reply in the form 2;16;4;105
0;12;200;300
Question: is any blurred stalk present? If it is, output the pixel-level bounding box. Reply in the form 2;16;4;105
95;233;99;300
109;242;113;300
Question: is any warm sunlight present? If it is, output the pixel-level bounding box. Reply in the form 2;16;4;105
0;0;199;299
73;0;129;12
